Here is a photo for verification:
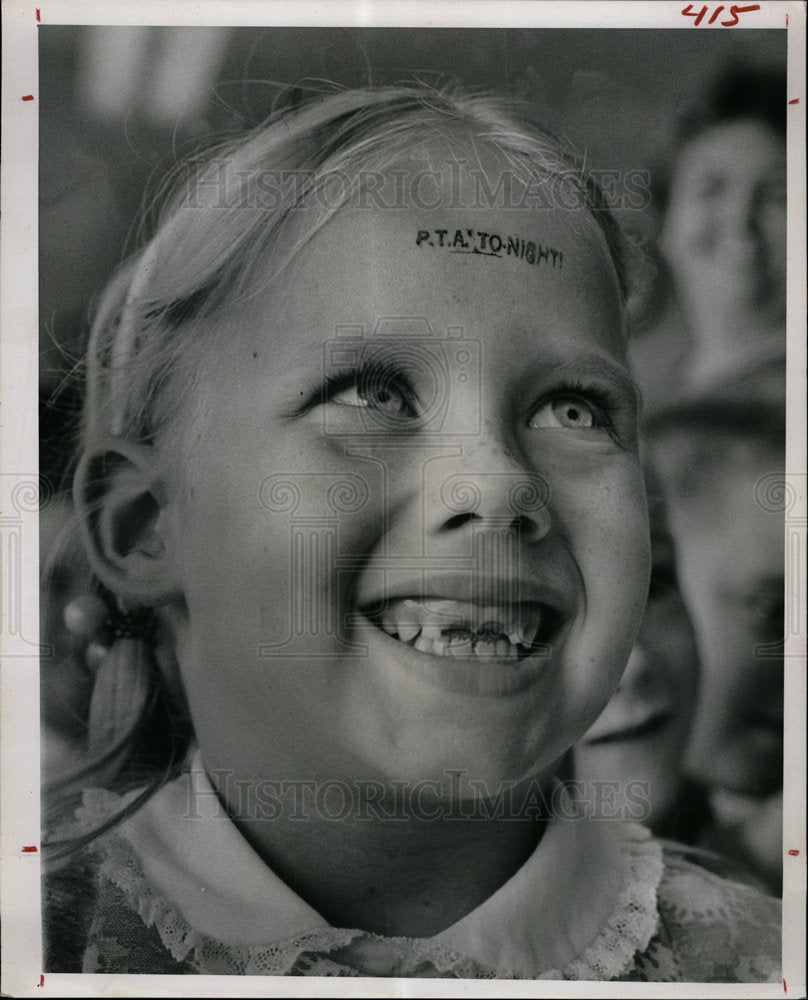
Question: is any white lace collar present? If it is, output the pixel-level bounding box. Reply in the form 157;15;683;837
80;752;664;979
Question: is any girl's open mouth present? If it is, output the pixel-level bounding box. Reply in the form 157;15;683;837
362;597;564;663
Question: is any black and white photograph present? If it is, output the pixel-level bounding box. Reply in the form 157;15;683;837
1;1;805;994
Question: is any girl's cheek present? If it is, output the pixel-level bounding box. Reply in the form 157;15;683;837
581;465;649;597
551;451;646;527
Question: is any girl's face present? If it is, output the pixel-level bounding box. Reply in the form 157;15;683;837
161;189;649;796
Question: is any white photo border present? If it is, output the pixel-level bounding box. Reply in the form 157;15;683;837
1;1;805;996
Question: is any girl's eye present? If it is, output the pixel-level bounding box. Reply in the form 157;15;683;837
529;396;599;431
329;375;417;418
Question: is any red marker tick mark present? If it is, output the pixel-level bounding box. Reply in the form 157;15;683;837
22;95;34;101
36;7;41;21
788;848;799;855
783;977;787;992
38;975;44;988
22;845;37;852
789;99;800;105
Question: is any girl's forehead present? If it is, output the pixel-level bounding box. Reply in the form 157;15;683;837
269;198;625;352
260;135;621;299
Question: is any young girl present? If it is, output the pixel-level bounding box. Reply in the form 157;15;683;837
44;84;780;982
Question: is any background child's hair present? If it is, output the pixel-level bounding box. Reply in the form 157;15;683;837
650;62;786;217
47;82;645;857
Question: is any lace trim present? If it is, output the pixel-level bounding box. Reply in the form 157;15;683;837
78;788;662;978
546;824;663;981
93;837;490;976
78;790;494;976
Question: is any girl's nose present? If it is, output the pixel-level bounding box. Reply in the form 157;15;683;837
426;437;552;542
440;509;542;537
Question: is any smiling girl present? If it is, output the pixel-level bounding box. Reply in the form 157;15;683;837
44;85;780;981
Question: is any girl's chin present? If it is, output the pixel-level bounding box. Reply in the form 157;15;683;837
350;708;582;798
363;747;559;805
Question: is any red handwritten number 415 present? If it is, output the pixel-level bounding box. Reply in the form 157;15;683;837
682;3;760;25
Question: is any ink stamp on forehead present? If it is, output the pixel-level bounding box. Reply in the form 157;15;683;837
416;228;564;270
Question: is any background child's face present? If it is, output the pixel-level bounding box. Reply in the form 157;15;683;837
660;119;787;322
160;186;650;796
575;510;699;827
651;426;784;798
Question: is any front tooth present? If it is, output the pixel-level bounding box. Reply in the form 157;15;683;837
414;635;434;654
475;640;497;659
400;600;425;626
447;639;473;657
421;624;443;641
495;639;509;657
425;599;464;623
391;601;427;641
380;620;398;636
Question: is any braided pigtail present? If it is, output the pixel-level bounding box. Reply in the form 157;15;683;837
44;589;193;861
85;603;155;777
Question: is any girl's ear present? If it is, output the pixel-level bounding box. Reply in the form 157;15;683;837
74;439;182;605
